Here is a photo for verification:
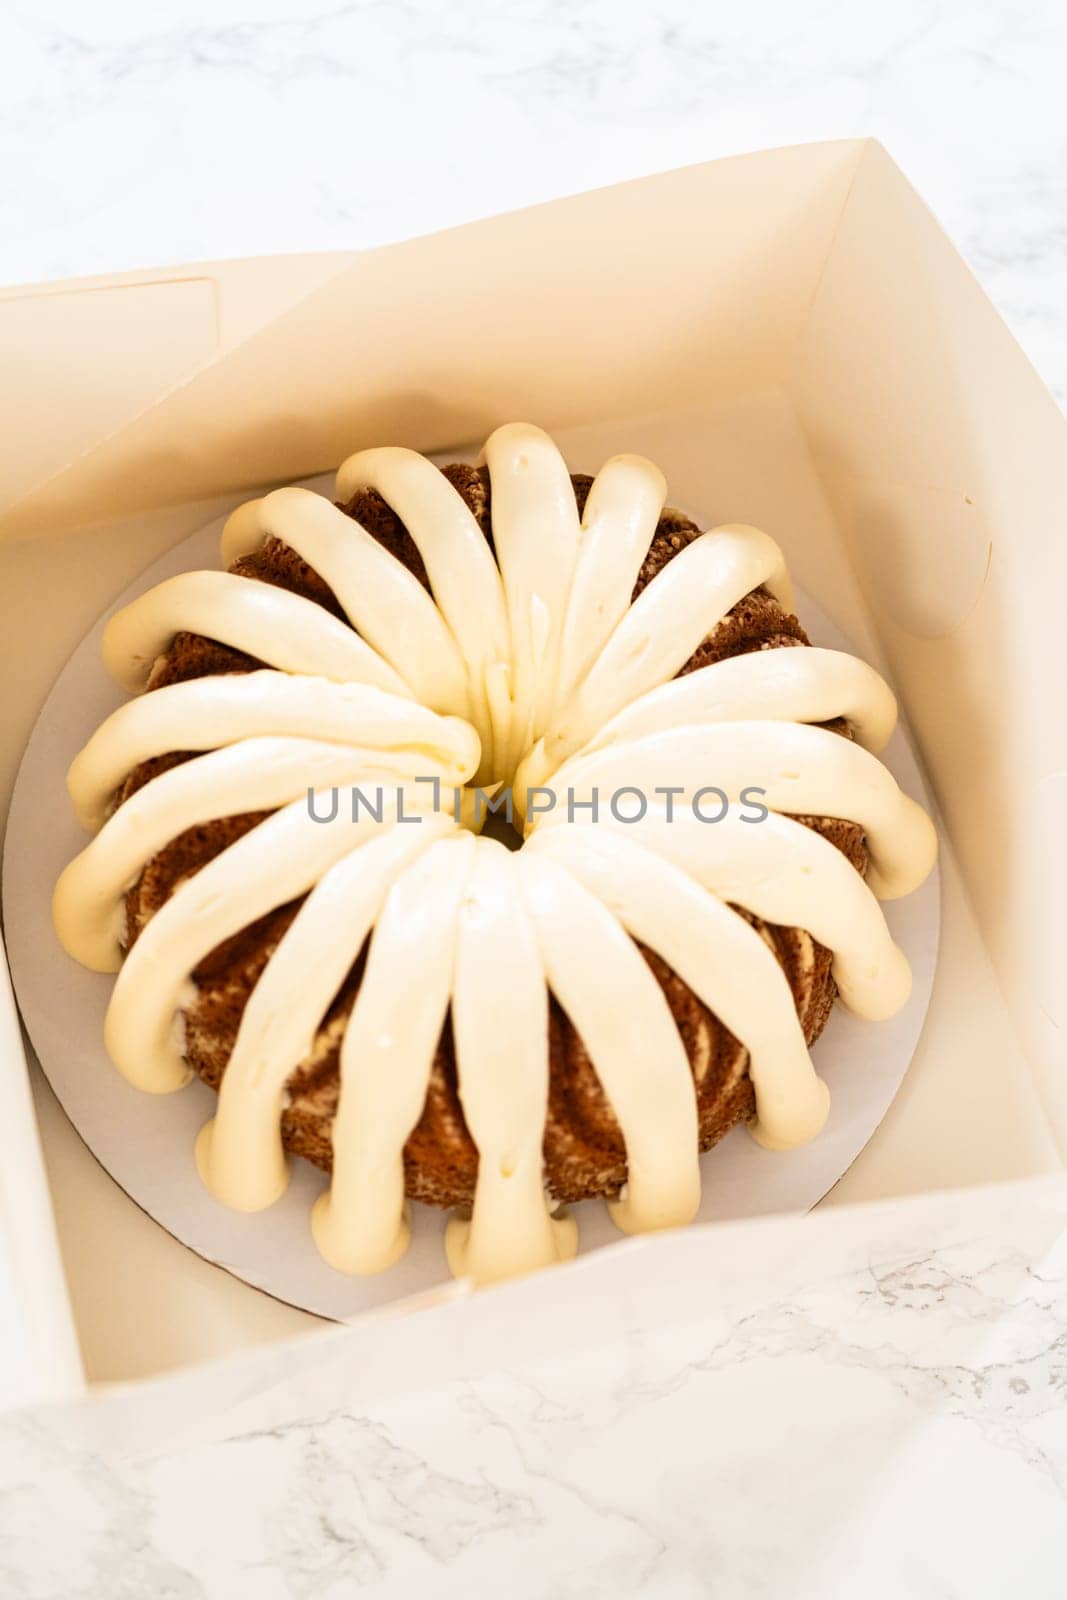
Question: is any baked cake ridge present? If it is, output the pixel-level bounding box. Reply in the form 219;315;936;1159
53;422;937;1286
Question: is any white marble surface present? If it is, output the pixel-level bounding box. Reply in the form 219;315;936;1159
2;0;1066;405
3;4;1067;1594
2;1179;1067;1597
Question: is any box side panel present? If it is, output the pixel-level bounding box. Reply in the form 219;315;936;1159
0;251;356;326
0;941;84;1408
792;141;1067;1156
0;280;219;509
0;143;863;541
0;252;356;534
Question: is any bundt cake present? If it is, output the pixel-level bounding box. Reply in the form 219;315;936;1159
53;423;937;1286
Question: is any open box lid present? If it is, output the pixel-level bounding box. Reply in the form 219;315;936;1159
1;138;1064;1398
0;140;861;536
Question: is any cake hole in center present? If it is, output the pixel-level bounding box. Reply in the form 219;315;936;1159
479;807;524;852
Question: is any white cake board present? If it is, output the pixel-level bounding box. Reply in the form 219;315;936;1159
3;507;940;1322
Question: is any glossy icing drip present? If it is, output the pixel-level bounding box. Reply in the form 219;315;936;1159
55;423;936;1287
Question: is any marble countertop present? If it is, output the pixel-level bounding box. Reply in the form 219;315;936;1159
3;3;1067;1595
3;0;1066;406
2;1179;1067;1597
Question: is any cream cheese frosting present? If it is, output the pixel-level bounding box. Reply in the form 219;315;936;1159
313;831;479;1275
65;671;479;831
335;447;514;783
54;422;937;1288
220;487;471;722
102;570;411;699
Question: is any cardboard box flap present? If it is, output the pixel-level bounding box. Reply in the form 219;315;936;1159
793;139;1067;1153
0;141;864;542
0;251;355;537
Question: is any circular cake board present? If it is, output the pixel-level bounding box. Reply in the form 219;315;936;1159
3;513;941;1322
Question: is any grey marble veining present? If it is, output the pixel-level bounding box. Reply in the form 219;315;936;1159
2;1;1066;401
2;1180;1067;1597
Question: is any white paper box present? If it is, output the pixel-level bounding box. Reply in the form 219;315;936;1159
0;138;1063;1398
